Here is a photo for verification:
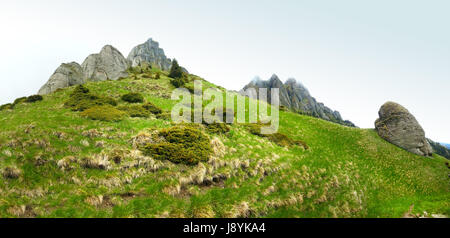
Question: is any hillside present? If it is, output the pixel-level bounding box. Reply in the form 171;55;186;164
0;67;449;218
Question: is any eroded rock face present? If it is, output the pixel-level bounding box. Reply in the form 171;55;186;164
38;62;85;95
375;101;432;157
81;45;129;82
127;38;172;71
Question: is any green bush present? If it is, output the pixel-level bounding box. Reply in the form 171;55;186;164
169;59;183;79
80;105;127;121
118;105;150;118
0;103;14;111
142;126;212;165
121;92;144;103
25;95;43;103
13;97;27;105
156;112;172;120
142;102;162;115
65;85;117;111
171;78;185;88
206;123;230;134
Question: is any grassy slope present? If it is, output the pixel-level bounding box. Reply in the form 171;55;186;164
0;70;448;218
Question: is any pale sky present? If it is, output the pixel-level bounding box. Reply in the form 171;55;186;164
0;0;449;142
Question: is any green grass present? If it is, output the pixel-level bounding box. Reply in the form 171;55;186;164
0;70;448;218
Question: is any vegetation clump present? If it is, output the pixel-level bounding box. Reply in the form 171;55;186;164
171;77;185;88
25;95;43;103
206;123;230;134
169;59;183;79
0;103;14;111
142;126;212;165
2;167;21;179
121;92;144;103
247;123;308;149
13;97;28;105
156;112;172;120
143;102;163;115
65;85;117;111
118;105;150;118
80;105;127;122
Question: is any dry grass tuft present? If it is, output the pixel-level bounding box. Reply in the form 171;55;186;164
57;156;77;171
210;137;226;158
2;167;21;179
80;154;111;170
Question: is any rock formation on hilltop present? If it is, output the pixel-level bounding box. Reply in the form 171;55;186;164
38;62;85;95
240;74;355;127
127;38;173;71
38;38;189;95
81;45;129;82
375;101;432;157
38;45;129;95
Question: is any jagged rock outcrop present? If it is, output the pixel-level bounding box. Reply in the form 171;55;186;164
39;45;129;95
240;74;355;127
81;45;129;82
127;38;172;71
375;101;432;157
38;62;85;95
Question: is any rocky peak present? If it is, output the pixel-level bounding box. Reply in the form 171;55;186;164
81;45;129;82
38;62;85;95
127;38;172;70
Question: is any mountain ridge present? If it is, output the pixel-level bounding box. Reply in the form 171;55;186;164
240;74;355;127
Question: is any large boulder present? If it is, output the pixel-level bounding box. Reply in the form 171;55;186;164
81;45;129;82
127;38;172;71
38;62;85;95
375;102;432;156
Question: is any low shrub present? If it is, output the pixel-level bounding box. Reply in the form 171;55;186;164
206;123;230;134
65;85;117;111
80;105;127;122
0;103;14;111
118;105;150;118
169;59;183;79
25;95;43;103
142;126;212;165
121;92;144;103
171;78;185;88
142;102;162;115
154;72;160;79
13;97;27;105
156;112;172;120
